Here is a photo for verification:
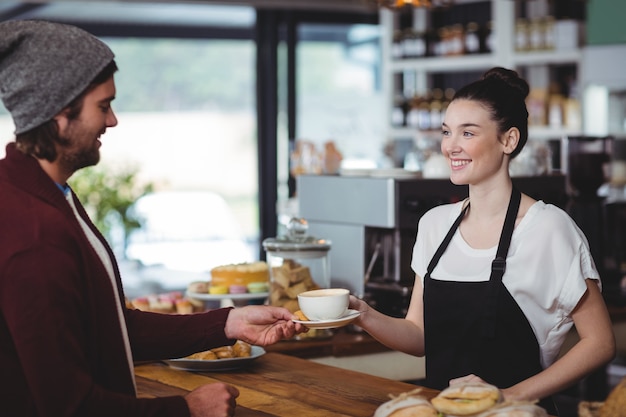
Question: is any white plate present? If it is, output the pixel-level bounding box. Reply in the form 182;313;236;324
292;309;361;329
164;346;266;371
186;291;269;301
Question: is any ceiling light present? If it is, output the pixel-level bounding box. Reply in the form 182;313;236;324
373;0;454;9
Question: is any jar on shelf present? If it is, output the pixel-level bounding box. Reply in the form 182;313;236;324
262;218;332;339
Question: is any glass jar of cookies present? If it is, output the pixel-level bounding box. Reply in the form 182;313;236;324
262;217;332;339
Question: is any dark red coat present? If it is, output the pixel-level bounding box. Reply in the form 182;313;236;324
0;143;234;417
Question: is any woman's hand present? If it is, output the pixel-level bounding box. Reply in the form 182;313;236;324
449;374;487;386
224;305;306;345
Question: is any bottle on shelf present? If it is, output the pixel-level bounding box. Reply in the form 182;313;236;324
417;93;432;131
464;22;481;55
391;95;407;127
515;19;530;52
481;20;494;54
448;24;465;56
542;16;556;51
429;88;444;129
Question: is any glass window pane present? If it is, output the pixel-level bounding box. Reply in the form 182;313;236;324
296;23;385;169
104;38;259;294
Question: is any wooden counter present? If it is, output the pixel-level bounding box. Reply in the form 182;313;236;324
135;352;434;417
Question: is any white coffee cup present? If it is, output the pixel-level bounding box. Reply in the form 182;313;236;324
297;288;349;321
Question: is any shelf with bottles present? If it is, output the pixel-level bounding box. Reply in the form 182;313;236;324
388;1;494;62
382;0;586;142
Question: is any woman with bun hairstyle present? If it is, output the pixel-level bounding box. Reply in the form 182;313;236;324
349;67;615;415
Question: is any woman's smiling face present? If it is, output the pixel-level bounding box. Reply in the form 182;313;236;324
441;99;511;186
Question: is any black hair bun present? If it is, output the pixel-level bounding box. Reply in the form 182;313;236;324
482;67;530;99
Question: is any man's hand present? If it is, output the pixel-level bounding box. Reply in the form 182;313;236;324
185;383;239;417
224;305;306;345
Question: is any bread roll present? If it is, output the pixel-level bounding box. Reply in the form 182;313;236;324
431;382;502;416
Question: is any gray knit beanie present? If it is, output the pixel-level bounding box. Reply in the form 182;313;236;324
0;20;115;134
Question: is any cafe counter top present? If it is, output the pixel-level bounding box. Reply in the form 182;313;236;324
135;352;434;417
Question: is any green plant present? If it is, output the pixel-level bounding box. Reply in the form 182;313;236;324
70;164;154;254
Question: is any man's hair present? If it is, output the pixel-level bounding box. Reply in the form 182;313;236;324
15;60;118;161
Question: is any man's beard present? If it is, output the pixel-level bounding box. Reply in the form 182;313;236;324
60;146;100;172
57;130;101;173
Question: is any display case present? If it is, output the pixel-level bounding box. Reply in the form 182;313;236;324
381;0;586;147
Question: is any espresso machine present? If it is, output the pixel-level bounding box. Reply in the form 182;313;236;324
297;174;567;318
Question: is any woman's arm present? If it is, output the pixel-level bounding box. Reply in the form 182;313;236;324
502;278;616;401
349;275;426;356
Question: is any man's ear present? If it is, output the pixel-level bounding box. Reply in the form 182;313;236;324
503;127;520;155
53;109;70;135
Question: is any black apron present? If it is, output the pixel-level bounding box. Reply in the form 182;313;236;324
422;188;558;415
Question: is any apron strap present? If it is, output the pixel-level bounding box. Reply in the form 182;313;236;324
482;187;521;338
426;201;469;275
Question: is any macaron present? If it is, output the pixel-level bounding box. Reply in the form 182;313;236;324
229;285;248;294
208;285;229;295
247;282;269;293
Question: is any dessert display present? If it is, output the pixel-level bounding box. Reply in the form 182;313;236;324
186;262;270;296
185;340;252;361
431;382;502;416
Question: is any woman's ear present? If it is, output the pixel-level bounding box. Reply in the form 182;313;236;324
502;127;520;155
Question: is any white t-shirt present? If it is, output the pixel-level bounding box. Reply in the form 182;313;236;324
411;199;599;369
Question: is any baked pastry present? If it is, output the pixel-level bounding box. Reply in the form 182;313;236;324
374;389;438;417
187;350;218;360
431;382;502;416
185;341;253;361
269;259;320;313
476;401;548;416
175;299;193;314
233;340;252;357
210;261;269;287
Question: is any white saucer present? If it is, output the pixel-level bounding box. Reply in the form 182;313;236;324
292;309;361;329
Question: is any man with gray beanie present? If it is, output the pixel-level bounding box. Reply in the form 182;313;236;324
0;19;304;417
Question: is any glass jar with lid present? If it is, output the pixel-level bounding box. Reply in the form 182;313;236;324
262;217;332;339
